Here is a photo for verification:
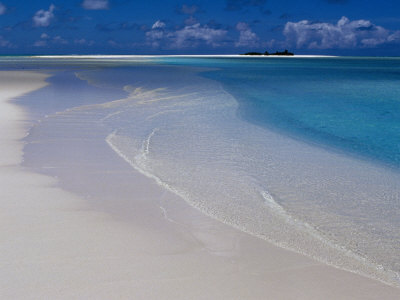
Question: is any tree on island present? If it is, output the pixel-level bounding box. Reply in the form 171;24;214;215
243;52;263;55
242;49;294;56
272;49;293;56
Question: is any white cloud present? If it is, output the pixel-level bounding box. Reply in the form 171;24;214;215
146;30;164;48
82;0;109;10
0;2;7;15
34;34;68;47
146;22;227;49
235;22;259;47
284;16;399;49
387;31;400;43
33;4;55;27
173;23;227;48
152;20;166;29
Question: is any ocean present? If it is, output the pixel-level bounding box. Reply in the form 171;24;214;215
4;56;400;286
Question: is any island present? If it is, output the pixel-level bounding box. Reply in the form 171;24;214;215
242;49;294;56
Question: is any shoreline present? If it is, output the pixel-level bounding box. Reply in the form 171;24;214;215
1;70;400;298
33;54;337;59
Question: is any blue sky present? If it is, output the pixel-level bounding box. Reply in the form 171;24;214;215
0;0;400;55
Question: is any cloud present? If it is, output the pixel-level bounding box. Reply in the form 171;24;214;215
387;31;400;43
173;24;227;48
184;16;198;26
0;2;6;15
235;22;259;47
53;36;68;44
33;4;55;27
283;16;400;49
177;4;199;15
34;33;68;47
225;0;266;11
34;40;47;47
146;24;166;48
74;38;95;46
82;0;109;10
108;40;118;47
152;20;166;29
146;21;228;49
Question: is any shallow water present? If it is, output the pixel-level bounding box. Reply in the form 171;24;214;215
160;57;400;168
8;56;400;286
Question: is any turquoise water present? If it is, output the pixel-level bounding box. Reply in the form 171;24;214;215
160;57;400;168
7;56;400;286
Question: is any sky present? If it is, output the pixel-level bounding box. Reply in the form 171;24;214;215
0;0;400;55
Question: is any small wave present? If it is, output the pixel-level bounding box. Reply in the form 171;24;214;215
143;128;158;156
261;190;362;259
106;130;399;288
105;131;191;206
261;190;288;217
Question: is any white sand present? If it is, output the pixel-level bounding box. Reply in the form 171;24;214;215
1;71;399;299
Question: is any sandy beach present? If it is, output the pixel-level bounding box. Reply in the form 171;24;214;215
1;70;400;299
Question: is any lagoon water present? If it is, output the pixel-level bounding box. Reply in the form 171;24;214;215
4;56;400;286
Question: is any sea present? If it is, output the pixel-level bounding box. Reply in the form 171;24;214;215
2;56;400;286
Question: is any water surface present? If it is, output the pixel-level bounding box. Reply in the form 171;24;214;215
6;56;400;286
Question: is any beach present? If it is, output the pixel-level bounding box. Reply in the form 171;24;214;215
1;61;400;299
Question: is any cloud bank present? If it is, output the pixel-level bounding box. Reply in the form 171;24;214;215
284;16;400;49
146;21;228;49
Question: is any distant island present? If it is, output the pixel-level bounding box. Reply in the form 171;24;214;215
242;49;294;56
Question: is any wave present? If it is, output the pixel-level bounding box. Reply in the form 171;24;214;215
106;127;399;288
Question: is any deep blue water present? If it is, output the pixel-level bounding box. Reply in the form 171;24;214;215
159;57;400;169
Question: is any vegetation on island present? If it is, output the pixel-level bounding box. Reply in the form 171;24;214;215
242;49;294;56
